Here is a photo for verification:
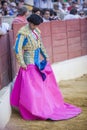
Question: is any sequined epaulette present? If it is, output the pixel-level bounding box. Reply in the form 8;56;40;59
17;24;30;36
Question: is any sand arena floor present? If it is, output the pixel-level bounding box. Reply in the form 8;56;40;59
4;74;87;130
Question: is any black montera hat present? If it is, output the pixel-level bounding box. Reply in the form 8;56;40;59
27;14;43;25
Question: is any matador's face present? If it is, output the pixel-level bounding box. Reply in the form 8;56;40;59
29;22;38;31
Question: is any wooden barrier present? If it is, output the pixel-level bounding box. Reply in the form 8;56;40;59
0;18;87;89
0;34;12;89
10;19;87;79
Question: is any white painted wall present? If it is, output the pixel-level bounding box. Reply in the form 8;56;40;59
0;84;12;130
52;55;87;82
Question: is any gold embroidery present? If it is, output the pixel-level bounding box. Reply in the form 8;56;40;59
15;25;48;66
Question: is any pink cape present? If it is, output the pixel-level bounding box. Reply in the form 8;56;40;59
10;63;81;120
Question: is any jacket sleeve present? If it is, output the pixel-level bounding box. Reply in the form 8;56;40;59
14;34;27;67
40;36;48;59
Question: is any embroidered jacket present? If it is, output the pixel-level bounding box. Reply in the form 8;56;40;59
14;24;48;68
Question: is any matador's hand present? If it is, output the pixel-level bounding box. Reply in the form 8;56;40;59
21;65;27;70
